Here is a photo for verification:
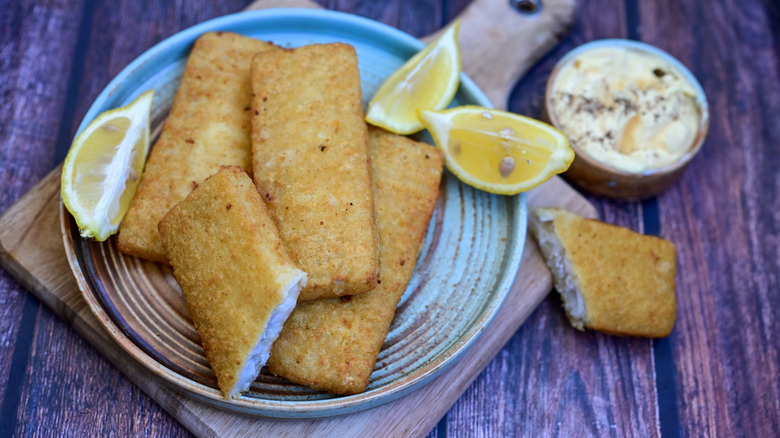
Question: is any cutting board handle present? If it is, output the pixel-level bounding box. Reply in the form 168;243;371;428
248;0;576;110
423;0;575;109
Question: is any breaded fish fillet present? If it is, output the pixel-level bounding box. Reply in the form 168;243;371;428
266;127;444;395
529;207;677;337
118;32;280;262
250;43;380;301
158;166;307;399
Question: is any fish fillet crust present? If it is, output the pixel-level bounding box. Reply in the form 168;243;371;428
529;207;677;337
158;166;307;399
267;127;444;395
118;32;280;262
250;43;380;300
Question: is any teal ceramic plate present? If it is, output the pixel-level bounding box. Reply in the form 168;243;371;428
61;9;526;418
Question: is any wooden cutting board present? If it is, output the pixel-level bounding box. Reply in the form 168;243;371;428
0;0;594;436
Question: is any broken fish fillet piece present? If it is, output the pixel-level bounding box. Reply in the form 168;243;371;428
250;43;379;301
158;166;307;399
528;207;677;337
267;127;444;395
118;32;280;263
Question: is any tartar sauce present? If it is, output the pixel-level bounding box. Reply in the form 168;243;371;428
550;46;701;173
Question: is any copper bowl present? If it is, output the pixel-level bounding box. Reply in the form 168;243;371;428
544;39;710;200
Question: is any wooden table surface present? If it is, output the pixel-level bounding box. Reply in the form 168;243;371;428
1;0;778;436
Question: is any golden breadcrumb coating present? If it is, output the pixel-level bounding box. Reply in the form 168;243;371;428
118;32;280;262
267;127;444;394
250;43;380;300
159;166;306;398
529;207;677;337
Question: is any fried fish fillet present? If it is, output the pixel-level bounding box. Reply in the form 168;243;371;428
266;127;444;395
250;43;380;301
529;207;677;337
158;166;307;399
118;32;280;262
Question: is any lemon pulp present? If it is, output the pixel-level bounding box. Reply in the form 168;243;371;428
62;90;153;240
419;106;574;195
366;20;461;135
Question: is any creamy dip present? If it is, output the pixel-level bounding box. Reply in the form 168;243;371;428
550;46;701;173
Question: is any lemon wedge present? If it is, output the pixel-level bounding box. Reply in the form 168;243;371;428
61;90;153;241
419;106;574;195
365;20;461;135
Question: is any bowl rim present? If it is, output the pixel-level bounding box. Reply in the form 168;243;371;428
544;38;710;178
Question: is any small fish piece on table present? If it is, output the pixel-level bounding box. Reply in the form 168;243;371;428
250;43;380;300
118;32;280;263
267;127;444;395
528;207;677;337
158;166;307;399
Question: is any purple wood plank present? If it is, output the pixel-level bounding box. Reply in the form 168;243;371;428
0;0;86;414
16;310;192;436
643;0;780;436
314;0;445;37
451;301;659;437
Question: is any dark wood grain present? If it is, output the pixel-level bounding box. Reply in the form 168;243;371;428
314;0;445;37
642;1;780;437
15;310;183;436
2;0;780;436
0;0;85;418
